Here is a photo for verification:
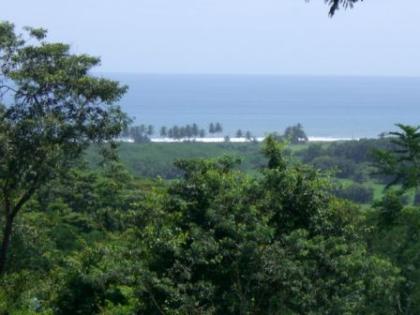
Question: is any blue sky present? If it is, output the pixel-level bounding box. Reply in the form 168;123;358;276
1;0;419;76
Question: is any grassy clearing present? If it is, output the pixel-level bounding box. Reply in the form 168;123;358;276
88;142;268;178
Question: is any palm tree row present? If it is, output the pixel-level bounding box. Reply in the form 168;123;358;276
121;123;307;143
160;123;207;139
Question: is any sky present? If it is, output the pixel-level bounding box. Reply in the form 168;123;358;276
1;0;419;76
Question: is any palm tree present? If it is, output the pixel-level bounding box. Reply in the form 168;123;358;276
160;126;167;137
186;124;193;138
173;126;180;139
192;123;199;137
245;131;252;140
374;124;420;190
209;123;215;135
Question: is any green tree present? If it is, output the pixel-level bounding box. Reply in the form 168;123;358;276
370;125;420;313
0;22;127;274
369;192;420;314
135;138;400;314
374;124;420;190
284;123;308;144
53;245;135;315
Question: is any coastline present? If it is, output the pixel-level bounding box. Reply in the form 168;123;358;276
118;136;361;144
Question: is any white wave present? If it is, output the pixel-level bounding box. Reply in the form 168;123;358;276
117;136;360;144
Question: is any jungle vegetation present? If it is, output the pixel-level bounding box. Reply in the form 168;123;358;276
2;17;420;315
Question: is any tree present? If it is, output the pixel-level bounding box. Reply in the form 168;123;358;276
236;129;243;138
159;126;167;137
333;0;362;16
245;130;252;140
185;124;192;138
333;182;374;204
262;134;287;169
136;139;400;314
192;123;199;137
284;123;308;144
368;125;420;313
180;126;186;138
0;22;128;274
209;122;215;135
173;125;180;139
168;128;174;139
313;0;362;16
147;124;154;136
215;122;223;134
374;124;420;190
369;190;420;313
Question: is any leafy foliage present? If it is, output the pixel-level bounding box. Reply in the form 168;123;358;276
0;21;128;274
374;124;420;190
132;138;400;314
2;19;420;315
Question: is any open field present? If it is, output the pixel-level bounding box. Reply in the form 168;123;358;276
87;140;420;207
88;141;327;178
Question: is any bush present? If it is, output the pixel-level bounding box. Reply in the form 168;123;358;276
333;183;374;204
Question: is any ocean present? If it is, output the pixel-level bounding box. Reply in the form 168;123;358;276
110;74;420;138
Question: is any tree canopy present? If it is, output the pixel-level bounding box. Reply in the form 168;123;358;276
374;124;420;190
0;21;128;274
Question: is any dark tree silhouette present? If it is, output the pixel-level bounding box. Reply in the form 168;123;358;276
245;131;252;140
192;123;199;137
160;126;167;137
209;123;215;135
324;0;362;16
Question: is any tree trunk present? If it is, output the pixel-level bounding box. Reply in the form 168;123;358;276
0;214;14;275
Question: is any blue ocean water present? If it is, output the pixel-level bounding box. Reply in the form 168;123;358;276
110;74;420;138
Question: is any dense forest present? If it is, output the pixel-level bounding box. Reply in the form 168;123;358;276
1;15;420;315
3;132;420;314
